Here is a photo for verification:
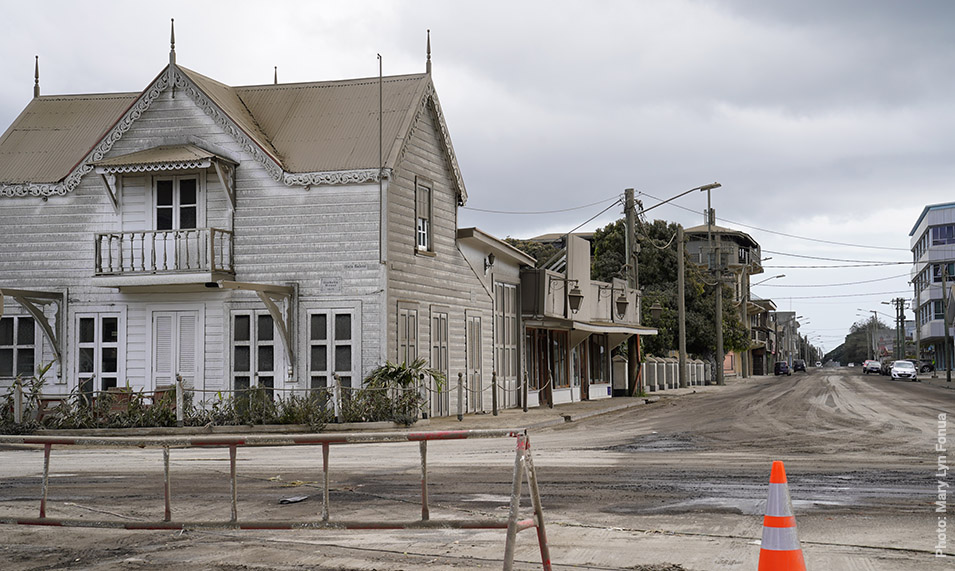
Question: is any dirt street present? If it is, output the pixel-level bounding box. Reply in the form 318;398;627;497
0;368;952;570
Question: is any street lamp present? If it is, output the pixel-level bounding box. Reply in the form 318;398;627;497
857;308;880;359
752;274;785;287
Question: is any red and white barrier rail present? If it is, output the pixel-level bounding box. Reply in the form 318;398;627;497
0;429;552;571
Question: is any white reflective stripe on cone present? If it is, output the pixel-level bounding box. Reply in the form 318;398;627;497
765;483;793;517
760;525;801;551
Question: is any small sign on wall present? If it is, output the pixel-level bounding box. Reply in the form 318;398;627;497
319;277;342;294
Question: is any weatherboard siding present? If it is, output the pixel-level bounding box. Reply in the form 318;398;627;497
386;102;494;411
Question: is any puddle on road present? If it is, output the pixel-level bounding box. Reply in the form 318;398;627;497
637;497;849;515
610;432;699;453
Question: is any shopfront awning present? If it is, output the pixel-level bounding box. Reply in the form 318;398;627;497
524;317;657;349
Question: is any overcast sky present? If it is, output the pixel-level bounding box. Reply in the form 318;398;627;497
2;0;953;355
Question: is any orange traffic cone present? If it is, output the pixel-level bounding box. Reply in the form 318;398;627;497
757;461;806;570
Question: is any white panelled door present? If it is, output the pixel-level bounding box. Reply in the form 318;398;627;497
152;310;201;390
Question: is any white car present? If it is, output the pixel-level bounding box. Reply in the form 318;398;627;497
890;360;919;382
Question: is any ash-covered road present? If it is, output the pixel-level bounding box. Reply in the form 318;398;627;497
0;368;951;570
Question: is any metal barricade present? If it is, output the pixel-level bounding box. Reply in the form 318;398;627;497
0;429;552;571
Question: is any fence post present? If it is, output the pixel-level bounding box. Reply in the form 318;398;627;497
523;371;528;413
456;372;464;421
492;371;499;416
419;373;429;420
332;374;342;424
13;379;23;425
175;375;184;427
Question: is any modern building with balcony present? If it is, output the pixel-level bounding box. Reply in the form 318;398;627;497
683;223;763;377
749;295;777;375
910;201;955;370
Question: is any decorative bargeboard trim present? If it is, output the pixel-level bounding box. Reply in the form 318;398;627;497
1;65;392;197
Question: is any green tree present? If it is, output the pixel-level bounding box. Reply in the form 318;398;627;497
507;217;749;362
591;217;748;359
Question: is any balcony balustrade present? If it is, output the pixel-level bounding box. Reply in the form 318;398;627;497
94;228;234;276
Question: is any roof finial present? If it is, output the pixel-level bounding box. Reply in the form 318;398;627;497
169;18;176;65
33;55;40;98
274;66;278;85
425;29;431;74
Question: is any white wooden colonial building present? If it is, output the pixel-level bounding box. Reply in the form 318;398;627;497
0;31;541;417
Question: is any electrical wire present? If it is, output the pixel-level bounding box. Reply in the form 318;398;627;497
755;273;911;288
770;289;910;300
761;249;908;264
461;195;620;215
764;262;910;268
637;190;911;252
567;198;624;234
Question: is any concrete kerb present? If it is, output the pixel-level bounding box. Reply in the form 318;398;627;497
16;381;730;439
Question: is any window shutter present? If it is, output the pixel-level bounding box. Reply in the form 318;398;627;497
177;313;197;387
154;314;173;385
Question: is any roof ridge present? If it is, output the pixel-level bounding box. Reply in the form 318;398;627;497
236;73;428;91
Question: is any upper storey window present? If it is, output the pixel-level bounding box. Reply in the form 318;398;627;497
932;224;955;247
155;177;198;230
416;178;433;253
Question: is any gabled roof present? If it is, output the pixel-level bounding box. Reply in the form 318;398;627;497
0;63;466;202
0;92;139;184
235;73;430;173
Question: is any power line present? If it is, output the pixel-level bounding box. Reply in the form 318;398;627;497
764;262;910;268
568;198;624;234
637;190;910;252
761;249;908;264
756;273;910;288
461;195;620;215
770;289;910;300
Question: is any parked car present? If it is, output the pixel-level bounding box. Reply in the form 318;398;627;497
880;359;894;375
847;363;856;367
918;360;936;373
890;360;919;382
862;360;881;374
774;361;792;376
792;359;807;372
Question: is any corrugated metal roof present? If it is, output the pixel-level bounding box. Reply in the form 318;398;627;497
92;144;227;169
0;66;440;186
178;67;283;165
236;73;429;172
0;93;138;183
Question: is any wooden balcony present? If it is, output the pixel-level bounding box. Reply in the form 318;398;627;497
93;228;234;288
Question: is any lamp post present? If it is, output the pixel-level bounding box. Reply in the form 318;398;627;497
632;182;720;389
857;308;879;360
752;274;786;287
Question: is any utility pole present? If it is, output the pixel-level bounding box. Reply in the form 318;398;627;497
893;297;905;360
944;266;951;383
915;283;922;363
678;225;687;387
714;234;724;386
625;188;640;394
